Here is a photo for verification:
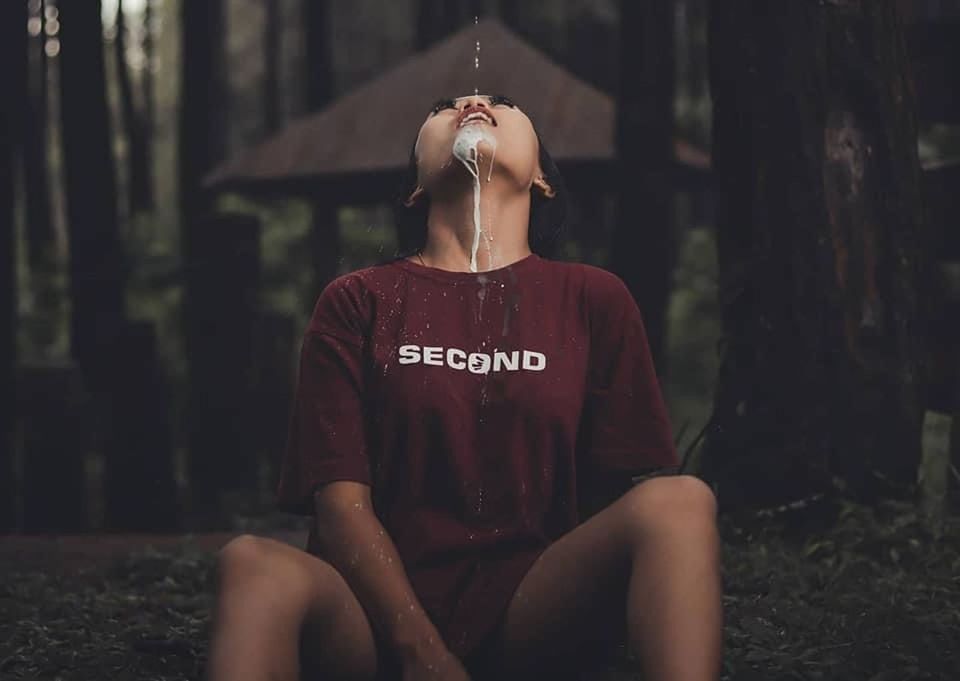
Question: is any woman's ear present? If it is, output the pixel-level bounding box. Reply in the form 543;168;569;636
404;185;426;207
532;175;556;198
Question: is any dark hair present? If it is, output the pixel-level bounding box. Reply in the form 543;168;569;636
393;124;568;259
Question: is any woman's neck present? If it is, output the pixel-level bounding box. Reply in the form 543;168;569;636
419;182;533;273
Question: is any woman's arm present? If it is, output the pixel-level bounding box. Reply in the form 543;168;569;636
312;481;445;664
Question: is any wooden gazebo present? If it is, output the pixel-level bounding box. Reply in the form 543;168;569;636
204;18;709;201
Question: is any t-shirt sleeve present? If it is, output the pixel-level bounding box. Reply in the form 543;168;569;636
578;270;679;476
276;276;372;515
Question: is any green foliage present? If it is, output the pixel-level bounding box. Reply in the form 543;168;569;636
339;205;399;273
665;225;722;462
919;123;960;164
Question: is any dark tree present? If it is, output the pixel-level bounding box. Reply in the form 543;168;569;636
0;0;27;531
303;0;340;301
179;0;228;515
611;0;675;373
115;0;152;213
178;0;226;233
23;0;54;271
702;0;928;510
303;0;333;111
565;5;617;95
142;0;155;186
416;0;477;51
58;0;182;530
58;0;126;392
263;0;281;133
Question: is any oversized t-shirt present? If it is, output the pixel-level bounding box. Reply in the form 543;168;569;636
276;252;678;658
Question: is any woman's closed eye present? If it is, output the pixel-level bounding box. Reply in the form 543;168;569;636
488;94;518;108
429;98;457;116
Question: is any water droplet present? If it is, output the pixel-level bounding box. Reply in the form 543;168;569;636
473;19;481;95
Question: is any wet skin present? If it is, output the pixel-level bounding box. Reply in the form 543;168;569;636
413;94;542;199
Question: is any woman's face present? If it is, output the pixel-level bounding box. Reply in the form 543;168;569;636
414;94;542;194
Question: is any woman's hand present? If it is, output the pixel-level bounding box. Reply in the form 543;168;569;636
400;646;473;681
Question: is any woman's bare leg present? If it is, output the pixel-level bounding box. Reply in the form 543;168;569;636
485;474;723;681
206;534;383;681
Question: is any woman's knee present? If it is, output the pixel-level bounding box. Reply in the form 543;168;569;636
620;475;718;535
218;535;369;620
212;536;381;679
218;534;282;579
216;535;325;609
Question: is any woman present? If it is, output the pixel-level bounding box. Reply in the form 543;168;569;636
206;94;722;681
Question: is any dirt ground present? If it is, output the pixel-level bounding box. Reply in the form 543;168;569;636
1;496;958;681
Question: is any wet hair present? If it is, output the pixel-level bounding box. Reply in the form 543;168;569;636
393;113;568;260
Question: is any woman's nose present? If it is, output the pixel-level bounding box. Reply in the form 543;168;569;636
459;95;488;110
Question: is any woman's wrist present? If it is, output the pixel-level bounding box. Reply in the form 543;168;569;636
393;623;447;664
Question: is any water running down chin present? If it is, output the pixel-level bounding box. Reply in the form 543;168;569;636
452;124;497;273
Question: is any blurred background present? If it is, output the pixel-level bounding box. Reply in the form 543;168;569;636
1;0;958;536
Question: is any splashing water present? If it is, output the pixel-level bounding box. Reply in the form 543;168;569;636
453;124;497;272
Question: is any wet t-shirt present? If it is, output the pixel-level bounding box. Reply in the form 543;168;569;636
276;252;678;658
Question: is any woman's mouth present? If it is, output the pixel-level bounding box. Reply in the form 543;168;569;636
457;110;497;128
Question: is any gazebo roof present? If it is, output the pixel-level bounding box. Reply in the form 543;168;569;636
205;18;709;196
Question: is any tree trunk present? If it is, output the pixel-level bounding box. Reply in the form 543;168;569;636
22;0;61;359
115;0;152;215
24;0;54;271
59;0;126;394
702;0;928;510
303;0;333;111
416;0;471;51
141;0;154;208
611;0;675;375
263;0;281;133
180;0;227;516
0;0;27;531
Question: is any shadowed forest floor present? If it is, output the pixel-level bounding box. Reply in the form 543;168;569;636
1;496;957;681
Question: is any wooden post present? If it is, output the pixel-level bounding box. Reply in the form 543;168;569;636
254;311;297;505
102;321;179;531
188;212;261;518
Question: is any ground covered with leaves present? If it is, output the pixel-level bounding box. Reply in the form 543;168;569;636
1;497;957;681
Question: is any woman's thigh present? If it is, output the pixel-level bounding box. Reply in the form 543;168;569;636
217;534;387;681
479;491;640;679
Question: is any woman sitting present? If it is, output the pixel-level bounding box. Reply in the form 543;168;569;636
206;93;722;681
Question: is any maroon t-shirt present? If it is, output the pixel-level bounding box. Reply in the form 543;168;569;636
276;252;678;657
